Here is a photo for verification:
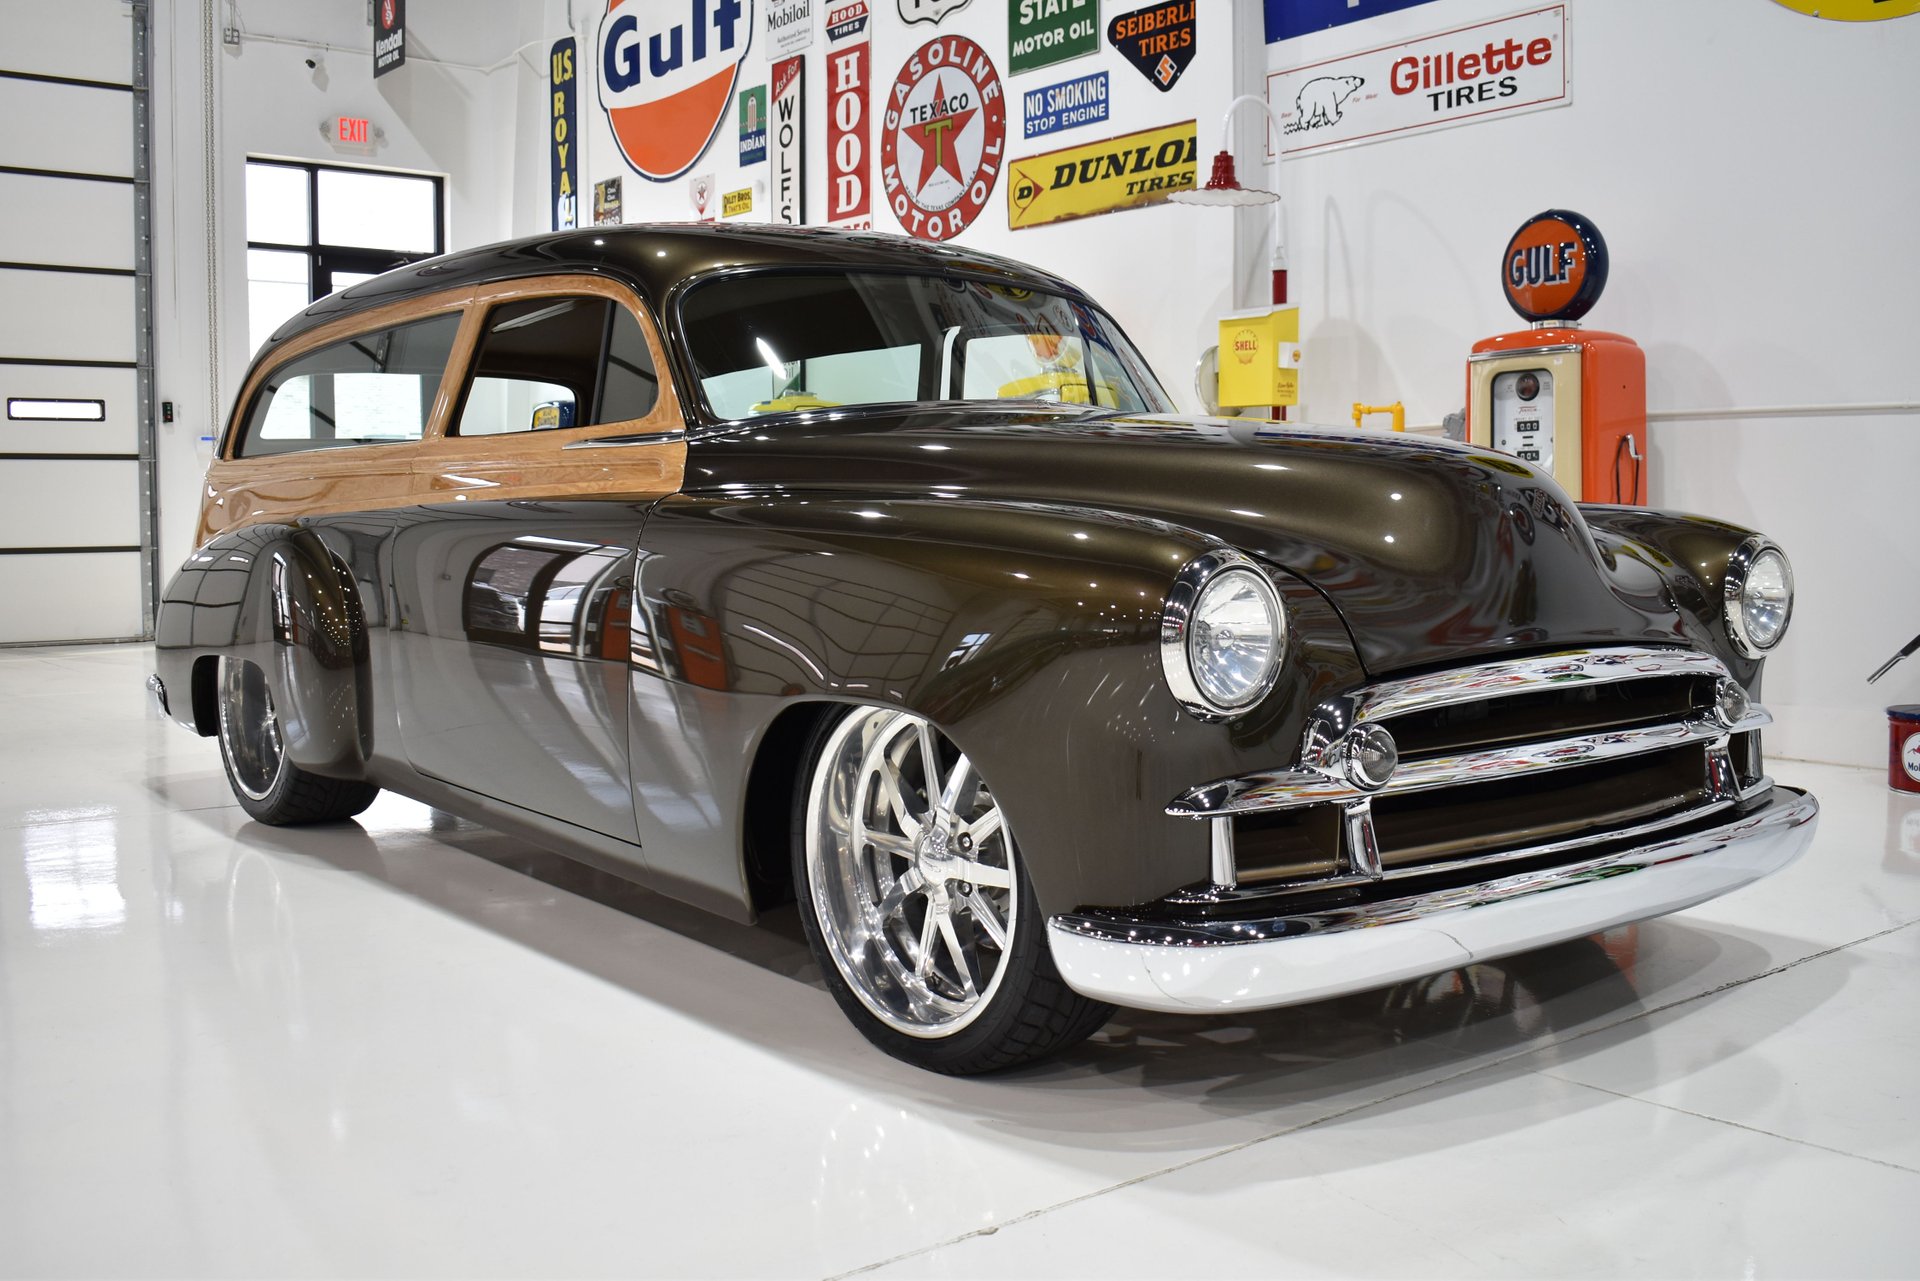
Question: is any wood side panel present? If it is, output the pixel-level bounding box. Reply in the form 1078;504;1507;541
195;276;687;546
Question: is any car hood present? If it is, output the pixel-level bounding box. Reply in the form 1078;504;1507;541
685;405;1701;675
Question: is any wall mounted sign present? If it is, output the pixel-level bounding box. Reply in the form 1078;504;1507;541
881;36;1007;240
826;0;873;228
1500;208;1608;323
767;0;813;55
722;185;756;217
739;85;768;164
770;55;806;223
551;38;579;230
1107;2;1194;92
598;0;755;182
1021;69;1106;138
900;0;973;22
1264;0;1440;44
1267;4;1568;157
1006;118;1195;229
335;115;372;145
374;0;406;77
593;175;623;224
1009;0;1100;74
691;172;715;220
1770;0;1920;18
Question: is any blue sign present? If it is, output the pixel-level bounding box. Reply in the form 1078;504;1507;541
1264;0;1440;44
549;38;578;230
1021;70;1108;140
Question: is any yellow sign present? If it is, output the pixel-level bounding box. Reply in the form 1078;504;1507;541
721;187;754;218
1217;306;1301;408
1006;121;1198;231
1770;0;1919;17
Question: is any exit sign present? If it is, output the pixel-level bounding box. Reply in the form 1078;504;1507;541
338;116;370;144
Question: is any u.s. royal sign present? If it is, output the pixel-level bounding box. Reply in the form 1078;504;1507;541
1267;5;1568;158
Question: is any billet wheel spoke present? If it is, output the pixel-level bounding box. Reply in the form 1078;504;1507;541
875;765;922;839
877;867;924;921
914;908;939;978
956;858;1011;890
965;805;1004;848
965;890;1007;949
916;721;942;803
940;752;974;812
865;831;915;860
936;911;978;999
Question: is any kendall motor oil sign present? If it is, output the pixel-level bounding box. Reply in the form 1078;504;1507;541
1267;4;1569;157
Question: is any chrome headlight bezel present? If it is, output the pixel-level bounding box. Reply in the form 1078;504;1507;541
1160;550;1288;719
1722;535;1794;659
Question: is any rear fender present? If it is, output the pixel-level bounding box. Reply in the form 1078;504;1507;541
153;524;373;778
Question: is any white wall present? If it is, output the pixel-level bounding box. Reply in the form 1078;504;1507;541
1261;0;1920;767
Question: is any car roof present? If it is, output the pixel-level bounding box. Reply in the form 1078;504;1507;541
263;223;1095;354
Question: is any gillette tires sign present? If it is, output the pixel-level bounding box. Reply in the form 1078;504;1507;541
599;0;755;182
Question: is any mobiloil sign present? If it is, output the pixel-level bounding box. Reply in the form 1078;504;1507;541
599;0;754;182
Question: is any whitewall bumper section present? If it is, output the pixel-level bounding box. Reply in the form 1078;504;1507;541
1047;787;1819;1014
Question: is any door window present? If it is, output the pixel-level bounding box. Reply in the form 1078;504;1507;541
452;296;659;436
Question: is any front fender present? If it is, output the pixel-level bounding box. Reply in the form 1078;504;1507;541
153;523;372;779
634;494;1365;916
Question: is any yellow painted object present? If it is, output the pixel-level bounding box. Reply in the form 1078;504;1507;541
1216;306;1301;408
750;392;841;414
1352;401;1405;432
996;371;1117;405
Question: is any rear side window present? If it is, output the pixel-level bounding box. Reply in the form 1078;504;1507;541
453;296;659;436
235;313;461;457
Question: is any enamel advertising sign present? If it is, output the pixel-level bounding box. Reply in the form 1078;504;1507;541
598;0;755;182
1009;0;1099;75
1006;118;1195;229
770;55;806;222
1267;5;1569;157
881;35;1007;241
766;0;812;55
825;0;873;228
551;38;579;229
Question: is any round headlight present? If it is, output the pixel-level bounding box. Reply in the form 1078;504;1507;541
1161;552;1286;718
1724;538;1794;657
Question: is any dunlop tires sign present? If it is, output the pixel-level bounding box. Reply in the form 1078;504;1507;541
1006;120;1196;230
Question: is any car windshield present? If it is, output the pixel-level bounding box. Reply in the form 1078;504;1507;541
677;270;1173;422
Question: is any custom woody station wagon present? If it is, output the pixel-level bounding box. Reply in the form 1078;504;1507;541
152;225;1818;1073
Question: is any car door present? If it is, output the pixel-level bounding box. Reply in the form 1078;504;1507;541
389;275;686;842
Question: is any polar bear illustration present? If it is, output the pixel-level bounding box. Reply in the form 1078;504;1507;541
1287;75;1364;133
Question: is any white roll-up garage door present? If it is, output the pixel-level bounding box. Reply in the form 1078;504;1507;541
0;0;155;645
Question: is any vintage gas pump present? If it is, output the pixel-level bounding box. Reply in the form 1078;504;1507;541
1468;210;1647;504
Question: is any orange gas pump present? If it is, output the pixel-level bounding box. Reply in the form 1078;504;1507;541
1467;210;1647;505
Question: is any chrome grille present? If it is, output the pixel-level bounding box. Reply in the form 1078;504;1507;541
1170;647;1771;891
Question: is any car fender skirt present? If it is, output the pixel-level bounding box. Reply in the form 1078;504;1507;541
1046;786;1818;1014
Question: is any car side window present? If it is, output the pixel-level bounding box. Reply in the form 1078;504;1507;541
453;296;659;436
235;313;461;457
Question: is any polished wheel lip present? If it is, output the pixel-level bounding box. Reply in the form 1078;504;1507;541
1047;785;1819;1014
804;708;1019;1040
1158;549;1287;720
217;655;286;803
1723;535;1794;659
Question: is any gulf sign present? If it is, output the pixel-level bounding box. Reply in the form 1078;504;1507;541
598;0;754;182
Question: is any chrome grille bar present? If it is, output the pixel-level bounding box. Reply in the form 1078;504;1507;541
1339;646;1727;727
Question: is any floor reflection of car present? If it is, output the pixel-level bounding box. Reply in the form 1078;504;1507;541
152;225;1818;1075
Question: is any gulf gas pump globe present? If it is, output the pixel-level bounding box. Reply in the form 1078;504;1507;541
1468;209;1648;504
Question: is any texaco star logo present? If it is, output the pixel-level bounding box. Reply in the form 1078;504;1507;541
880;36;1005;241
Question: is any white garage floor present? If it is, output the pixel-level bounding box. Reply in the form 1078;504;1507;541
2;642;1917;1278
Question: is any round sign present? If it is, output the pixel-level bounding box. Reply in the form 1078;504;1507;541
597;0;752;183
1904;731;1920;783
880;36;1006;241
1501;209;1610;324
1771;0;1920;19
381;0;396;29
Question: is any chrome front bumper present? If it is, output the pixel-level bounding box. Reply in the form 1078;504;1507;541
1046;786;1818;1014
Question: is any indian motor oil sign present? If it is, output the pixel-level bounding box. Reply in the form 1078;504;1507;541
1267;5;1568;158
598;0;754;182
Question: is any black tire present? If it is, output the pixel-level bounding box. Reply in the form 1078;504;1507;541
216;656;379;825
792;705;1111;1075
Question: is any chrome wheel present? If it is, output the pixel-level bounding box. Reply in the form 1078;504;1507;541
219;656;286;802
805;708;1018;1039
